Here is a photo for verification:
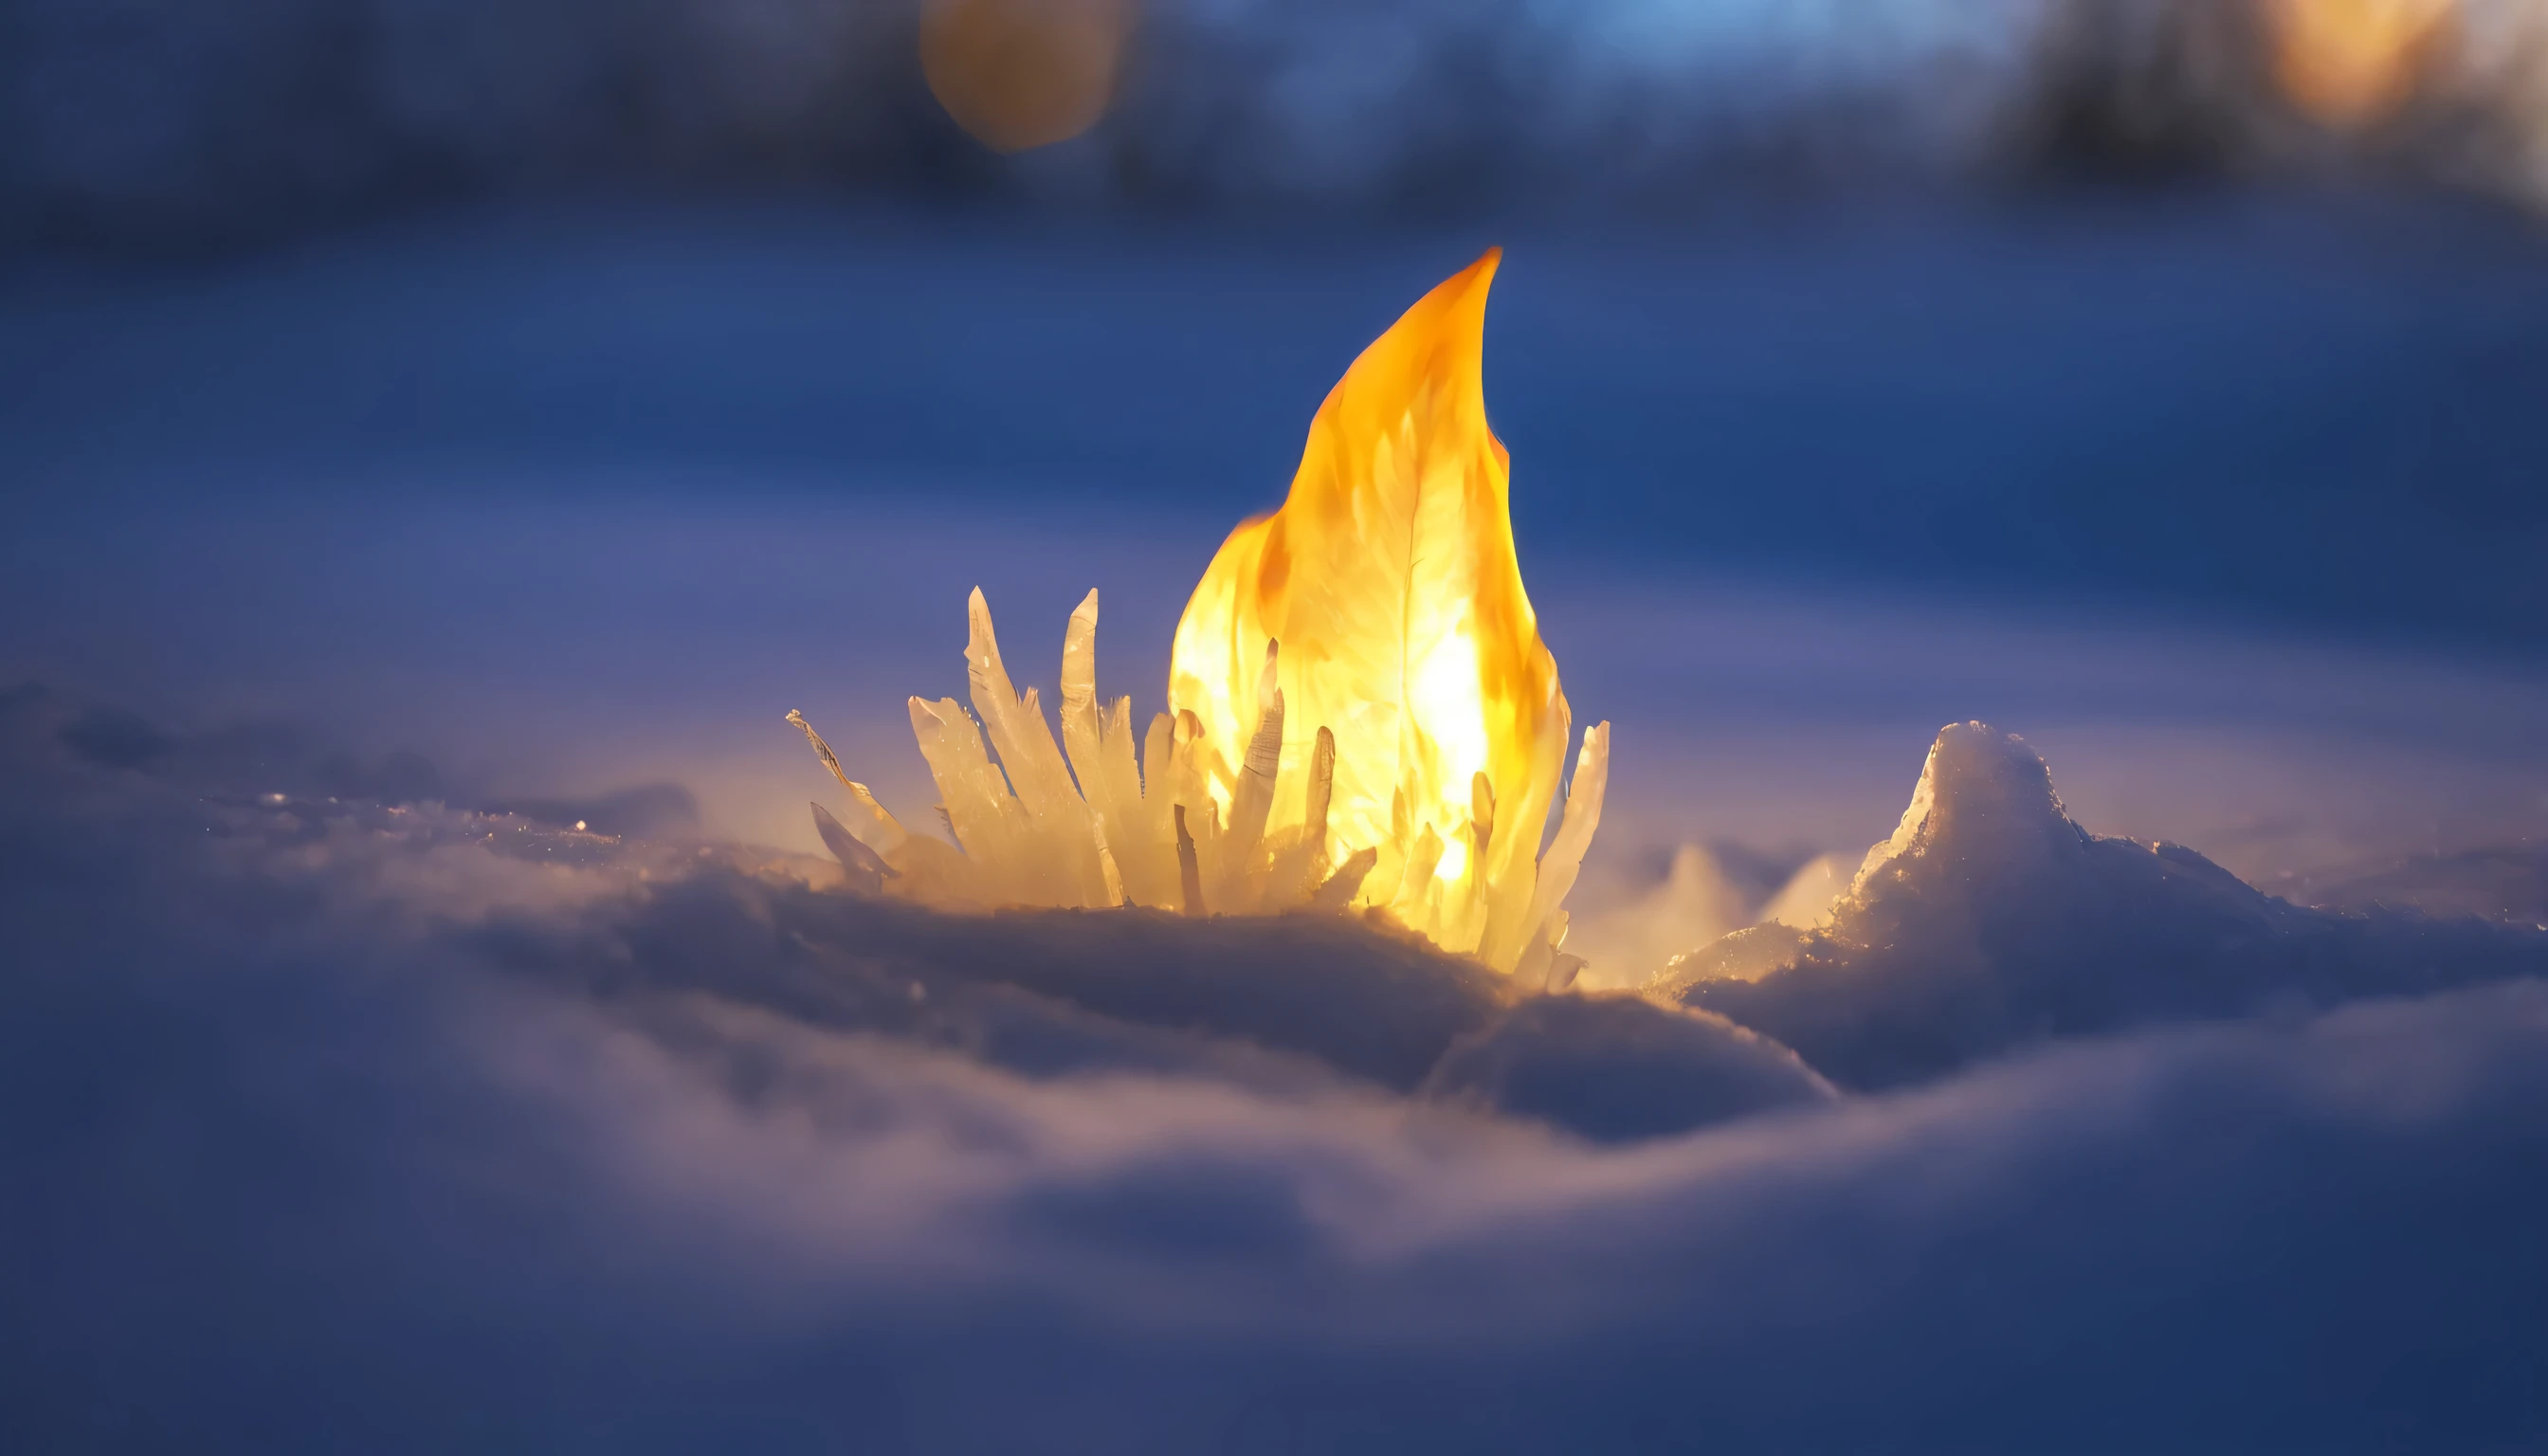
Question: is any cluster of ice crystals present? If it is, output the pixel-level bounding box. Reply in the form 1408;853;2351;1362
792;587;1608;981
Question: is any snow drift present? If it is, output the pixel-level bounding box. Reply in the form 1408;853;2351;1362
7;688;2548;1450
1662;720;2548;1090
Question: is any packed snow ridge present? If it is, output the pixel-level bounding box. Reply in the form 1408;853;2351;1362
1657;722;2548;1090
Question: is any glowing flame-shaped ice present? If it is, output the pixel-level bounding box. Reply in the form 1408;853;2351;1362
1168;248;1590;968
793;251;1609;982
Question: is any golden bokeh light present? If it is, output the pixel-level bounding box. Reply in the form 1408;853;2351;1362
919;0;1137;153
2263;0;2460;128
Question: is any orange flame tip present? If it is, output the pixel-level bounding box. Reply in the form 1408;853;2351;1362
1168;248;1582;961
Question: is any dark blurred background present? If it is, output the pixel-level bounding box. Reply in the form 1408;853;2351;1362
9;0;2548;248
8;0;2546;641
4;0;2545;887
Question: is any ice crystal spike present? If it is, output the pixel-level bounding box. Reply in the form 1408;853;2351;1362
1060;591;1165;904
1220;640;1285;898
1311;846;1378;911
1392;823;1446;922
789;709;907;853
908;697;1017;876
1099;698;1166;903
798;591;1607;972
787;708;849;789
1545;951;1587;995
1302;725;1337;887
810;802;894;892
1495;721;1611;972
1174;804;1206;916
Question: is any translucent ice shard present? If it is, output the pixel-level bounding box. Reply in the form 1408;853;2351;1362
1220;640;1285;901
810;802;894;893
1174;804;1206;916
1302;725;1338;884
1495;721;1611;973
965;589;1104;905
787;709;908;854
1061;590;1169;905
1311;846;1378;911
908;695;1024;892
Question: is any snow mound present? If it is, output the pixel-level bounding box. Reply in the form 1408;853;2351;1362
1657;722;2548;1090
1422;993;1835;1143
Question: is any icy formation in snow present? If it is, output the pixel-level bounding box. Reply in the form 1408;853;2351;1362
791;254;1610;979
1655;720;2548;1090
789;587;1610;978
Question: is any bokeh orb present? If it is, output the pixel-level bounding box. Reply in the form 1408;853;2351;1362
2262;0;2459;128
919;0;1137;153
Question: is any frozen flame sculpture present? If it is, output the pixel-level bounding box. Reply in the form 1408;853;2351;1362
792;249;1610;983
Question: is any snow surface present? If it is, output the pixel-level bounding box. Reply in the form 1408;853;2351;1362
1663;721;2548;1090
9;686;2548;1451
